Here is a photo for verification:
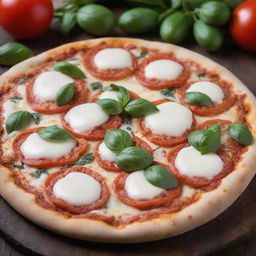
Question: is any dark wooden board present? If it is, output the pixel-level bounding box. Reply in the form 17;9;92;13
0;11;256;255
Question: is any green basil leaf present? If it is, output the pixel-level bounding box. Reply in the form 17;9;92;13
6;111;32;134
60;11;77;35
117;86;130;107
30;169;49;179
185;92;213;106
31;113;42;125
144;165;178;189
104;129;133;153
56;83;75;106
9;96;23;103
0;43;34;66
90;82;103;91
68;153;94;166
103;84;119;91
96;99;123;115
160;87;176;97
116;146;153;172
124;98;159;117
37;126;74;142
53;62;86;78
137;51;147;59
228;123;253;146
188;123;221;154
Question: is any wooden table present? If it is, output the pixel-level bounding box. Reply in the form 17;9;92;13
0;9;256;255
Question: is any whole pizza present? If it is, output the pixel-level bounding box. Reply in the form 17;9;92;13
0;38;255;243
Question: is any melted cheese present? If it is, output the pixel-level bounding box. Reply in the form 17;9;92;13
20;133;76;159
99;90;119;101
94;48;133;69
144;59;183;80
98;141;116;161
175;146;224;179
144;102;193;136
33;71;74;101
64;103;109;133
53;172;102;206
125;171;164;200
186;81;224;103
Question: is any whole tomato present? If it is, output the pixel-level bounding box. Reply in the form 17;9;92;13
0;0;53;39
230;0;256;52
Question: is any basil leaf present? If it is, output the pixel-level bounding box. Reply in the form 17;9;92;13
30;169;49;179
228;123;253;146
104;129;133;153
37;126;74;142
56;83;75;106
185;92;213;106
68;153;94;166
116;146;153;172
61;11;77;35
104;84;119;91
117;86;130;107
144;165;178;189
6;111;32;134
90;82;103;91
0;43;34;66
124;99;159;117
96;99;123;115
53;62;86;78
188;123;221;154
160;87;176;97
137;51;147;59
9;96;23;103
32;113;42;125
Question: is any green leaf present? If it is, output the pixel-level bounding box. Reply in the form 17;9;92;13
171;0;182;9
116;146;153;172
56;83;75;106
160;87;176;97
53;62;86;78
68;153;94;166
137;51;147;59
6;111;32;134
90;82;103;91
104;129;133;153
144;165;178;189
124;98;159;117
37;126;74;142
228;123;253;146
60;11;77;35
96;99;123;115
30;169;49;179
185;92;213;106
9;96;23;103
117;86;130;107
31;113;42;125
188;123;221;154
125;0;168;10
0;43;34;66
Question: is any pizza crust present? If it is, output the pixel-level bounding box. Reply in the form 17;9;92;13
0;38;256;243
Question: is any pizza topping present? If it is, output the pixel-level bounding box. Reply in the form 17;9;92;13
55;83;75;106
99;90;119;101
53;62;86;79
96;99;123;115
228;122;253;146
37;126;74;142
98;141;117;161
185;92;213;106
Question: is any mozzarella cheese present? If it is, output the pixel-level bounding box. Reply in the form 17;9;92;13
64;103;109;133
20;133;76;159
175;146;224;179
98;141;116;161
186;81;224;103
144;102;193;136
33;71;74;101
53;172;102;206
144;59;183;80
125;171;164;200
99;91;119;101
94;48;133;69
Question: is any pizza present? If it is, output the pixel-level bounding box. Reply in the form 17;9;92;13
0;38;255;243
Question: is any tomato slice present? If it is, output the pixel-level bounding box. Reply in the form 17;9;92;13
13;127;88;168
137;100;196;147
43;167;109;214
167;143;234;188
135;54;190;90
177;80;236;116
83;44;137;80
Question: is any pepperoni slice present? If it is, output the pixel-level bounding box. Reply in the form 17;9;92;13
177;80;236;116
13;127;88;168
26;78;88;114
95;136;153;172
82;44;137;80
113;162;182;210
167;143;234;188
135;54;190;90
61;112;122;141
44;167;109;214
137;100;196;147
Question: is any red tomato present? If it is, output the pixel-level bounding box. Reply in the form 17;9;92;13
230;0;256;52
0;0;53;39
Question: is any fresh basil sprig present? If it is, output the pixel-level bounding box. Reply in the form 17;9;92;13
96;99;123;115
104;84;130;107
228;123;253;146
144;165;178;189
188;123;221;154
6;111;32;134
0;43;34;66
124;98;159;117
104;129;133;153
185;92;213;106
56;83;75;106
116;146;153;172
37;126;74;142
53;62;86;78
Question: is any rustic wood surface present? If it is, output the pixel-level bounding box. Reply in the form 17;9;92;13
0;6;256;255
